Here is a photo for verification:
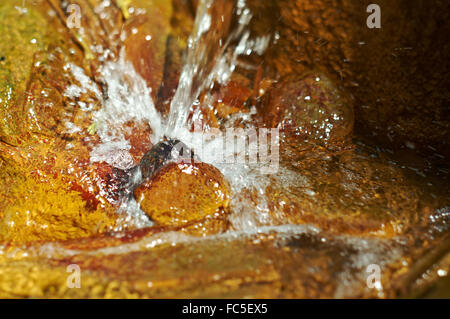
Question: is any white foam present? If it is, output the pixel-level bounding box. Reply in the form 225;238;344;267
63;49;164;171
89;138;134;170
62;51;164;227
61;0;273;231
93;50;163;150
64;63;102;100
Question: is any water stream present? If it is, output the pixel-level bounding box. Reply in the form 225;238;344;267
0;0;447;299
66;0;279;231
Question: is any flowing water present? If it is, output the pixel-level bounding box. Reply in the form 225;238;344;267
165;0;253;137
163;0;278;230
40;0;447;297
0;0;448;298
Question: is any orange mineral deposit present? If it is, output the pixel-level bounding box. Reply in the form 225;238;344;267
134;162;231;227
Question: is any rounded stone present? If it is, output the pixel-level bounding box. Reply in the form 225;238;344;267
262;72;354;146
134;161;231;227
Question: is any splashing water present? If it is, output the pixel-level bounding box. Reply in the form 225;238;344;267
11;1;446;299
19;2;433;297
162;0;277;230
64;53;163;170
165;0;253;137
63;0;281;231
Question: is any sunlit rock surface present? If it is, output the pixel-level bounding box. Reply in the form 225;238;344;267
0;0;448;298
135;161;231;230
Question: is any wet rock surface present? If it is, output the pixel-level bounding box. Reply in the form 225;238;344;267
261;72;354;146
247;0;450;160
0;0;448;298
135;161;231;229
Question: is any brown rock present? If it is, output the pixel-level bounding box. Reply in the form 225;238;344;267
134;162;231;227
123;0;172;99
262;72;354;146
